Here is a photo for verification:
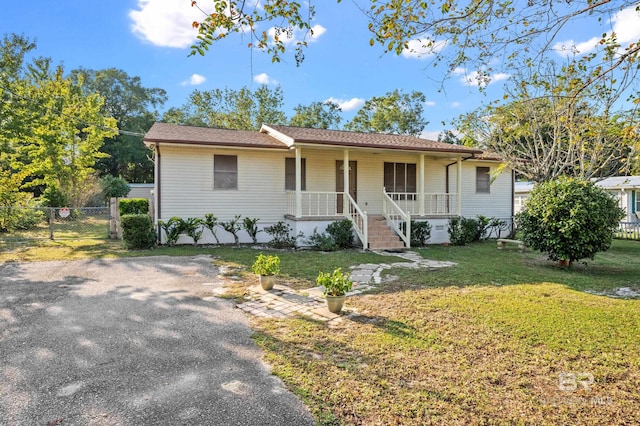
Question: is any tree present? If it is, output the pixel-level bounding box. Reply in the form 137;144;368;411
344;90;428;136
517;177;624;265
458;64;639;182
191;2;640;96
437;130;461;145
289;101;342;129
166;85;286;130
69;68;167;183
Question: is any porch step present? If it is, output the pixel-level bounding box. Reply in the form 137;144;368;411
367;215;406;250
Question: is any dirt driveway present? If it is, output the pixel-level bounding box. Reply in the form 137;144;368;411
0;256;314;425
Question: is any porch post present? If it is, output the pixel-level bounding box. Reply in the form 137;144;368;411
418;154;425;216
343;149;350;203
295;147;302;218
456;156;462;216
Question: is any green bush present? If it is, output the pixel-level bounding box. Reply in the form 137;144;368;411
265;221;299;249
221;215;242;246
448;217;483;245
100;175;130;199
306;228;338;251
0;204;45;232
41;186;68;208
158;216;184;246
119;198;149;216
121;214;156;250
410;220;432;246
182;217;204;246
242;217;261;244
326;219;354;249
516;177;624;264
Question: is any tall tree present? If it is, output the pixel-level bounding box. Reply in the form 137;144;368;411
69;68;167;183
289;101;342;129
458;64;639;182
166;85;287;130
344;90;428;136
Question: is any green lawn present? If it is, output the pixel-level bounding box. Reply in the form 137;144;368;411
2;238;639;424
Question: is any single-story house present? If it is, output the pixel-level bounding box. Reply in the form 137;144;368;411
143;122;515;248
515;177;640;223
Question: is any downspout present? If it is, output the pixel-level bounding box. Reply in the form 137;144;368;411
445;155;475;194
155;142;162;239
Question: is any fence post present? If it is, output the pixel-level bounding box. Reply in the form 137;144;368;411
109;198;119;239
49;208;55;240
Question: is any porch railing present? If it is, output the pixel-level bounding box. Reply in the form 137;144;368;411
386;192;458;216
344;193;368;249
382;190;411;247
616;222;640;240
286;191;339;216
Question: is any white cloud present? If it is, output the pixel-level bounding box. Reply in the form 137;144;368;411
253;73;278;85
421;130;441;141
425;100;436;107
454;68;510;87
554;5;640;56
451;102;461;108
129;0;208;48
401;38;447;59
181;73;207;86
268;24;327;46
325;97;365;112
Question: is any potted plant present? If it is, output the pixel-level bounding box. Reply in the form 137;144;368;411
251;254;281;290
316;267;353;314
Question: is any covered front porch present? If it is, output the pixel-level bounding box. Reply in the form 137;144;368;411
283;148;466;249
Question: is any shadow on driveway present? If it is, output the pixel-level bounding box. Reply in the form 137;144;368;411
0;257;314;425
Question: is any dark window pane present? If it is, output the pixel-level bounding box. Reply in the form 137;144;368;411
384;162;394;192
407;163;417;193
285;158;306;190
214;155;237;190
476;166;490;193
395;163;406;192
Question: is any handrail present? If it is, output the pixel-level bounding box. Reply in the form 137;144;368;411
382;189;411;247
344;192;368;249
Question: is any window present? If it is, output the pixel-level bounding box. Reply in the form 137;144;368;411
476;167;490;193
384;162;417;194
285;158;306;190
214;155;237;190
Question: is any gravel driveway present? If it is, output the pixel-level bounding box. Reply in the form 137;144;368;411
0;256;314;425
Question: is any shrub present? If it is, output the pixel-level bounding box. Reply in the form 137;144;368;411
448;217;483;245
326;219;354;249
410;220;432;247
182;217;204;246
41;186;68;208
317;268;353;297
100;175;130;199
119;198;149;216
306;228;338;251
158;216;184;246
242;217;261;244
202;213;220;244
265;221;299;249
221;215;242;246
516;177;624;265
121;214;156;250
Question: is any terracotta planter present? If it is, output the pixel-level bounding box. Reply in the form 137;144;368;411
260;274;276;290
325;295;346;314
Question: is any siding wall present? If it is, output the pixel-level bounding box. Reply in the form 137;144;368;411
158;145;513;244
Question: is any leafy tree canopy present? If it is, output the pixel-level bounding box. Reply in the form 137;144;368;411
289;101;342;129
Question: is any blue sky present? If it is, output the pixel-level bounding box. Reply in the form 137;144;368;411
2;1;639;140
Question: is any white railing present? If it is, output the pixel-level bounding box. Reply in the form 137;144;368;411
383;190;411;247
616;222;640;240
344;193;368;249
286;191;339;216
386;192;458;216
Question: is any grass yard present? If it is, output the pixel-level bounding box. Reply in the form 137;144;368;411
2;237;639;424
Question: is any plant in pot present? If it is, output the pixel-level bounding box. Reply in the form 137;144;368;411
316;267;353;314
251;254;281;290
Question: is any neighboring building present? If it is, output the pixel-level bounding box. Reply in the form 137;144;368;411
515;177;640;222
144;123;515;248
127;183;154;200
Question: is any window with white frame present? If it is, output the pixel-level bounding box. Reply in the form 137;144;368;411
285;158;306;190
214;155;237;190
476;167;490;193
384;162;417;194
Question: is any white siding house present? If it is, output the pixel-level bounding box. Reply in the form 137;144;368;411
144;123;515;247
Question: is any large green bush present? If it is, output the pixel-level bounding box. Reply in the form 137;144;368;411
119;198;149;215
326;219;354;249
516;177;624;264
121;214;156;249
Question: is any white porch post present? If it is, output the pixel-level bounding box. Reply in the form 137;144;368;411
418;154;425;216
456;156;462;216
343;149;350;203
295;147;302;218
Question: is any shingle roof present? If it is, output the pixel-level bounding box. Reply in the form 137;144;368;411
144;122;495;157
262;124;483;155
144;122;288;150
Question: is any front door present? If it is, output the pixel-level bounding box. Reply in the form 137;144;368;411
336;160;357;214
